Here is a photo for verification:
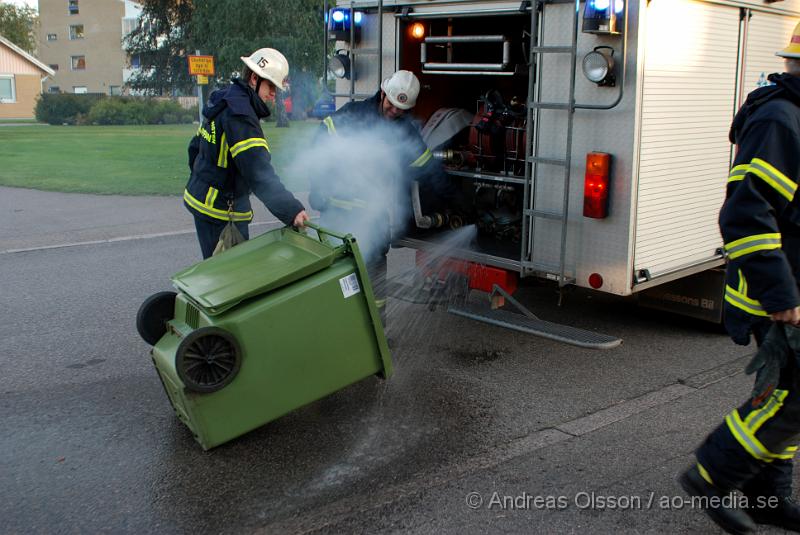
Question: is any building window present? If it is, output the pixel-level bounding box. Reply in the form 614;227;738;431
130;55;141;68
73;86;88;94
69;24;84;40
0;76;16;103
48;86;61;93
122;18;137;37
109;86;121;96
49;64;59;71
68;0;79;15
71;55;86;70
47;33;57;41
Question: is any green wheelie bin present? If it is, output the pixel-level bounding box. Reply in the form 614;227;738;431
136;222;393;450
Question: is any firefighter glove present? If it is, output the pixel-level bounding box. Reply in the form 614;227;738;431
745;323;795;407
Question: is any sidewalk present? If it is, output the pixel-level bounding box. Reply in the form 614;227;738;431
0;186;311;253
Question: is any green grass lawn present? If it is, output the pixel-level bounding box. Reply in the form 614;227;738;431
0;121;319;196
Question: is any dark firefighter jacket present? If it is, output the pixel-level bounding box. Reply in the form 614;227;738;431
184;79;303;226
308;91;453;214
721;72;800;345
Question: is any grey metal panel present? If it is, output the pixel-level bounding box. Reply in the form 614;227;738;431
634;0;739;278
333;10;395;101
742;11;800;93
529;2;642;296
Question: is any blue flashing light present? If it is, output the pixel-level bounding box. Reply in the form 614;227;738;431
583;0;623;34
589;0;624;13
327;8;363;40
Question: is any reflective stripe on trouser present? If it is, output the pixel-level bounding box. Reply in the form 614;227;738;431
696;357;800;495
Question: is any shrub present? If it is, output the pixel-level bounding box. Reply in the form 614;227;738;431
85;97;195;125
35;93;105;125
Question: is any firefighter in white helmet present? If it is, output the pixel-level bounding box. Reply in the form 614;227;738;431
309;70;454;323
680;22;800;534
184;47;309;258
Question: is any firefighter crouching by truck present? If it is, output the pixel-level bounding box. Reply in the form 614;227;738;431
309;70;455;322
184;47;309;259
680;23;800;534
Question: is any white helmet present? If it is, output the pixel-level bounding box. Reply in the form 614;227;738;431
380;70;420;110
240;48;289;91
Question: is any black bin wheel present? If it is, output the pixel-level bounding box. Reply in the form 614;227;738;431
137;291;177;346
176;327;242;394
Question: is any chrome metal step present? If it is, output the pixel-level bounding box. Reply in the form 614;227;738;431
527;156;567;166
448;301;622;350
530;46;574;54
523;208;564;220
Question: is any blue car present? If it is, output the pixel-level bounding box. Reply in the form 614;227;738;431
310;95;335;119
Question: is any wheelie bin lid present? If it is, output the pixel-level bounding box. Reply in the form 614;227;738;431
172;228;336;315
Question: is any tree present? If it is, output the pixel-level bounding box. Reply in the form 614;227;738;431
123;0;324;107
123;0;195;96
0;4;38;54
189;0;324;121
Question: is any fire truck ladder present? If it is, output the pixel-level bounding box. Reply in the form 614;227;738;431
521;0;580;288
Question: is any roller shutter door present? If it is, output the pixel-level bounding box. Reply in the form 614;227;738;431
742;11;800;94
634;0;739;277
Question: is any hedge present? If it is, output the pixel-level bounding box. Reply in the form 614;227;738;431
35;94;195;126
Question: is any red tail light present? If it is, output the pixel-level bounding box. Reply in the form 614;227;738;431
584;152;611;219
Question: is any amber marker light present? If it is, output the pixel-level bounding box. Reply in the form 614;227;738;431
410;22;425;39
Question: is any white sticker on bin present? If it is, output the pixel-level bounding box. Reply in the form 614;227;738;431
339;273;361;298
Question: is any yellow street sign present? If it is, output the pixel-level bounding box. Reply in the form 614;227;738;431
197;75;208;85
188;55;215;76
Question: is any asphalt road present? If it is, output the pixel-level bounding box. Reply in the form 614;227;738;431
0;186;788;534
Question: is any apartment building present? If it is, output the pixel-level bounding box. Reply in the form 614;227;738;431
37;0;142;94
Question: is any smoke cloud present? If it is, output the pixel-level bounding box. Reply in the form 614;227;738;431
285;120;424;264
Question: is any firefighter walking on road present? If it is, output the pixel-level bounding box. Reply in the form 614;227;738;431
680;24;800;534
185;47;309;259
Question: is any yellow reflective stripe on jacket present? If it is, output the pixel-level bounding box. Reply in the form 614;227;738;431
198;120;216;144
748;158;798;201
725;285;769;317
204;187;219;206
218;132;229;168
410;148;432;168
323;116;337;135
328;197;368;210
230;137;269;158
183;189;253;222
724;233;782;260
728;164;749;183
726;409;787;462
745;389;788;433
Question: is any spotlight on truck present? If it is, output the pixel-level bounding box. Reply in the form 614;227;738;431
329;51;351;79
582;46;615;86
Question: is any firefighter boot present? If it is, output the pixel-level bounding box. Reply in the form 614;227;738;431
748;496;800;531
679;464;755;534
744;460;800;532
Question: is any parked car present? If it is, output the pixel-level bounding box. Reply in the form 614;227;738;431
310;94;335;119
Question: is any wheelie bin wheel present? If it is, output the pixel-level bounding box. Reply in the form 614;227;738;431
137;291;177;345
176;327;242;393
